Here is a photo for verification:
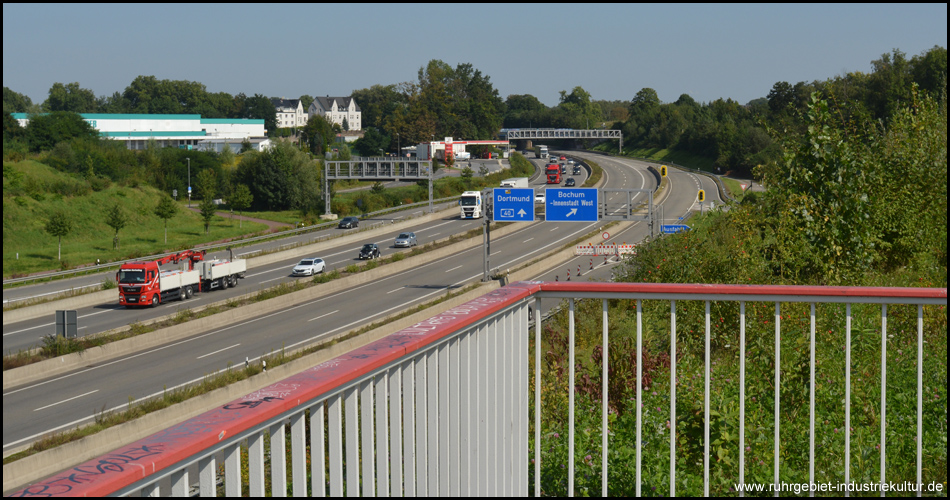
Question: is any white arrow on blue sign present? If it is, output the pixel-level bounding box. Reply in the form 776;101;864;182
545;188;598;222
493;188;535;221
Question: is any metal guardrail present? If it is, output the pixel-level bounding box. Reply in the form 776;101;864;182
2;197;460;290
10;282;945;496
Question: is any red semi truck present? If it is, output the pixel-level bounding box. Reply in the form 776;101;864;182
545;163;561;184
117;250;246;307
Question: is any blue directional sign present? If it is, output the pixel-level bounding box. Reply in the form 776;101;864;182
545;188;598;222
493;188;535;221
661;224;691;234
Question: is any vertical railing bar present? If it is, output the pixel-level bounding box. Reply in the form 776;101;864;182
224;443;241;497
845;303;852;497
569;298;576;497
170;469;188;497
249;431;265;497
290;412;306;497
450;337;462;496
671;299;678;497
329;394;343;497
375;372;390;498
880;303;887;497
521;304;530;497
704;300;710;497
916;304;923;497
198;456;215;497
739;301;745;498
427;349;439;496
774;302;781;497
142;482;160;497
602;298;609;497
637;298;643;497
311;402;326;497
389;366;403;497
534;296;542;498
439;341;450;496
403;359;417;497
345;386;360;496
360;379;374;497
459;332;470;496
477;323;488;497
416;353;428;496
501;311;511;495
810;302;816;497
270;422;287;497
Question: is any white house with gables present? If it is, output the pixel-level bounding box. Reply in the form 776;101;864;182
271;98;307;129
308;96;361;131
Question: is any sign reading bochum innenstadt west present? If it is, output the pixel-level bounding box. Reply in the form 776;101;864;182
493;188;535;221
545;188;598;222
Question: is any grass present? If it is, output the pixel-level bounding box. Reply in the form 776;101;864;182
3;160;269;279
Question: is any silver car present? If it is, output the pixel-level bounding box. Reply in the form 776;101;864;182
292;258;326;276
394;232;417;248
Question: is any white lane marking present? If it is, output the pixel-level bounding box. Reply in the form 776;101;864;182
549;227;559;232
387;287;406;294
197;343;241;360
523;238;534;243
4;309;115;337
5;283;102;304
307;310;339;322
430;233;441;237
445;265;463;273
34;390;99;412
259;276;285;284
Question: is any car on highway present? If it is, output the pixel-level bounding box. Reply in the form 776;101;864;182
338;217;359;229
573;166;581;175
292;258;326;277
560;165;567;174
568;159;575;165
394;232;417;248
535;192;545;204
359;243;380;260
565;177;576;187
559;156;566;161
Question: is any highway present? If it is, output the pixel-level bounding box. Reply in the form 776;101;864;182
2;152;722;452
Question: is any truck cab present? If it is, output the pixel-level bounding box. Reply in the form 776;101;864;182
459;190;483;219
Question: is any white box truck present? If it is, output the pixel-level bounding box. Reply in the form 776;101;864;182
500;177;529;189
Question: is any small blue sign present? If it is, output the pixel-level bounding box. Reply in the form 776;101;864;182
493;188;535;222
661;224;691;234
545;188;598;222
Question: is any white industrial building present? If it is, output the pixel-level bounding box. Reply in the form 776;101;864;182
415;137;511;161
11;113;269;151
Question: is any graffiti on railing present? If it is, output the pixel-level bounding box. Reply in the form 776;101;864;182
223;396;284;411
11;444;165;497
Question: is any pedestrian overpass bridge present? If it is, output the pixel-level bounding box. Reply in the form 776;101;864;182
8;282;945;497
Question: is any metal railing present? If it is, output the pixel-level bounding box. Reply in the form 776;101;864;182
9;282;946;497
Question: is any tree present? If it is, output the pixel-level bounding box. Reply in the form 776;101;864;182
351;127;391;156
45;211;72;261
25;111;99;152
342;116;349;131
105;203;128;250
230;184;253;228
154;196;179;244
3;87;34;113
45;82;98;113
196;168;218;235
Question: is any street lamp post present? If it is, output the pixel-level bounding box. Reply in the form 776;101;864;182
186;158;191;208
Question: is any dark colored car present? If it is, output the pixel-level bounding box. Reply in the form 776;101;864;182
565;177;576;187
573;166;581;175
359;243;380;260
338;217;359;229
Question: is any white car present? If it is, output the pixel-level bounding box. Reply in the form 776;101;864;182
292;258;326;277
535;193;545;204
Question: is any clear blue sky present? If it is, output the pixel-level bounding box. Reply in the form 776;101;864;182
3;4;947;109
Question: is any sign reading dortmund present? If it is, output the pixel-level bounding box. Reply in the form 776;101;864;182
545;188;598;222
493;188;535;221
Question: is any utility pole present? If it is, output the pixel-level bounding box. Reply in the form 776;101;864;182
186;158;191;208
